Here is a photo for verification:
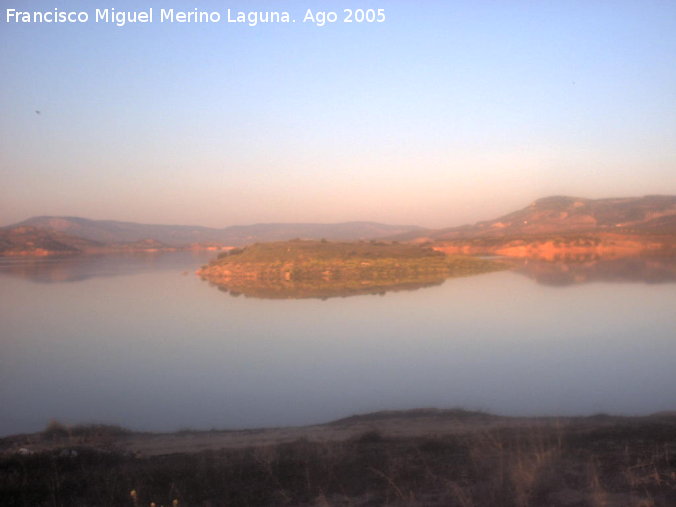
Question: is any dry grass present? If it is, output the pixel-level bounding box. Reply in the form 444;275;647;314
1;412;674;506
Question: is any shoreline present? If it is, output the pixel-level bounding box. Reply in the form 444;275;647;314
2;408;675;506
2;408;675;456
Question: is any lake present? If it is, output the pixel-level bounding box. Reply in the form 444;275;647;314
1;252;674;437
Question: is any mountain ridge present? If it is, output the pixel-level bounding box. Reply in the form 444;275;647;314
5;217;423;247
391;194;676;242
397;195;676;260
2;195;675;257
0;218;424;255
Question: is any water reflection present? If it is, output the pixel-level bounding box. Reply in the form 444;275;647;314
0;252;215;283
509;256;676;286
2;254;674;293
208;275;447;299
0;252;674;436
201;255;676;299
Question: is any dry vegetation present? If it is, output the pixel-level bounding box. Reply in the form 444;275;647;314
198;240;504;299
1;410;675;506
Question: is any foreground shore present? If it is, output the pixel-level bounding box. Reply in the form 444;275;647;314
1;409;675;506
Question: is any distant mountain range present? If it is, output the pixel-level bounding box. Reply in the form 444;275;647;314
1;195;675;256
0;217;422;255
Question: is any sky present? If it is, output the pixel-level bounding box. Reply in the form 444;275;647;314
1;0;675;228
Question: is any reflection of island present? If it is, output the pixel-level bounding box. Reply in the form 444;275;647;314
509;256;676;286
198;240;504;299
210;276;447;299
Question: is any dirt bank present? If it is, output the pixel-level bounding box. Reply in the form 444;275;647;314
2;409;675;506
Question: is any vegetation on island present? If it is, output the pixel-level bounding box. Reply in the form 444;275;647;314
197;240;505;299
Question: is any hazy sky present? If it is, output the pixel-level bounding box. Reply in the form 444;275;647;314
1;0;675;228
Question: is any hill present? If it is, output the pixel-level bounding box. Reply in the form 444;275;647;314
395;195;676;242
391;195;676;259
7;217;422;248
4;195;675;257
0;226;103;256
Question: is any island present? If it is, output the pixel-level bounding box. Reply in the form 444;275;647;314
197;239;504;299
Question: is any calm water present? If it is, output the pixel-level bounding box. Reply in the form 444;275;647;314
1;252;674;436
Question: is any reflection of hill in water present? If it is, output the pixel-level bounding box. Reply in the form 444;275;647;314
511;256;676;286
207;274;448;300
0;252;211;283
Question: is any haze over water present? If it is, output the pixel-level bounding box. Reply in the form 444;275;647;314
1;252;674;437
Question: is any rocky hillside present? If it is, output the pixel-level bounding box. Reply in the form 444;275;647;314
402;195;676;242
387;195;676;259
